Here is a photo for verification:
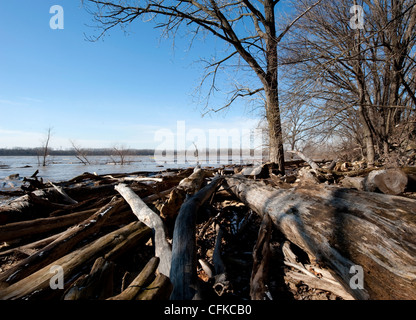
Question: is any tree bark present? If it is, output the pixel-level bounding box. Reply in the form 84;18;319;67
250;213;272;300
265;84;285;175
107;257;159;300
212;224;231;297
0;197;126;286
63;257;114;300
136;273;172;300
0;207;97;243
0;221;149;300
169;176;223;300
115;183;172;277
287;150;320;170
160;166;206;221
364;168;408;195
223;175;416;300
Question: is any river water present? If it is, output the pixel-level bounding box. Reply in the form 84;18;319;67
0;155;260;193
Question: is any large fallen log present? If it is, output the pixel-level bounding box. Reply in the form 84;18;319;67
107;257;160;300
281;241;355;300
63;257;115;300
364;168;408;195
115;183;172;277
136;273;172;300
0;207;97;243
176;166;205;195
287;150;320;170
0;191;68;224
170;176;223;300
339;168;408;196
224;175;416;300
159;166;206;221
0;197;126;286
0;221;149;300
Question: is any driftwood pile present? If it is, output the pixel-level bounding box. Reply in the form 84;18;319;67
0;156;416;300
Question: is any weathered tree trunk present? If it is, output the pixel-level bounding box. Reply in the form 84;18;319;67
160;166;205;221
49;182;78;205
263;0;285;175
115;183;172;277
0;197;126;286
169;176;223;300
224;175;416;300
339;176;366;191
287;150;320;170
354;26;376;167
340;168;408;196
359;106;376;167
265;85;285;175
0;221;148;300
364;168;408;195
103;222;152;262
250;213;272;300
281;241;355;300
63;257;115;300
0;231;63;258
212;224;231;297
107;257;159;300
0;191;68;224
0;207;97;243
136;273;172;300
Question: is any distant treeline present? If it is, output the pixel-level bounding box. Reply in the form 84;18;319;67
0;148;259;157
0;148;155;156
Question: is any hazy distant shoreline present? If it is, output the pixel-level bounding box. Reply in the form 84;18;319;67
0;148;154;157
0;148;259;157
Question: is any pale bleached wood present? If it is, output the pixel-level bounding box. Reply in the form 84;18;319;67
287;150;320;170
49;181;78;204
224;175;416;300
284;271;355;300
364;168;408;195
176;166;205;194
282;243;353;298
115;183;172;277
198;259;214;279
339;176;365;191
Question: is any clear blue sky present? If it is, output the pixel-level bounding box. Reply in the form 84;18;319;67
0;0;291;150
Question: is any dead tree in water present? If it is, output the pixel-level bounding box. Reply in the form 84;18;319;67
70;140;91;165
38;127;52;167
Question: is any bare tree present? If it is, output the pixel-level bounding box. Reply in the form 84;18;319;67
70;140;91;165
111;144;131;165
82;0;323;174
280;0;416;165
39;127;52;167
